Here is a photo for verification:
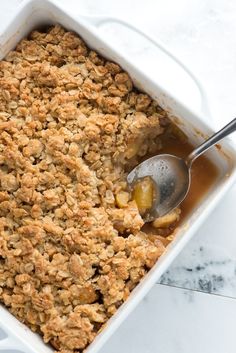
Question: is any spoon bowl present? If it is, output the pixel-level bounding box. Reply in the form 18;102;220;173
127;154;190;220
127;117;236;222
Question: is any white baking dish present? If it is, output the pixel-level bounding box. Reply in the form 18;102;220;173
0;1;235;352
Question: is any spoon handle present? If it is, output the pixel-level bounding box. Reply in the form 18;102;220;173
185;117;236;167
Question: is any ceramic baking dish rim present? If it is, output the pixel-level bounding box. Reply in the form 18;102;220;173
0;1;236;353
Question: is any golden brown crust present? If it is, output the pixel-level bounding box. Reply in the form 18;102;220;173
0;25;177;352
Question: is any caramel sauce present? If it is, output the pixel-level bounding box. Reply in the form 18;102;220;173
138;124;219;235
158;129;219;219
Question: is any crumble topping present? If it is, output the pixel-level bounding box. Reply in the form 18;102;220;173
0;25;180;352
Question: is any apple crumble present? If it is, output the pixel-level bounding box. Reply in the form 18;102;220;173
0;25;180;352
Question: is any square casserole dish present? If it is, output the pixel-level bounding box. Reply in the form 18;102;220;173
0;1;235;352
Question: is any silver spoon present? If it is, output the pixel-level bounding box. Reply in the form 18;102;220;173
127;118;236;222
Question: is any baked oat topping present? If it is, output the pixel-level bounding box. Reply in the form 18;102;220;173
0;25;180;352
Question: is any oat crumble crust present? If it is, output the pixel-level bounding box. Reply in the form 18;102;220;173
0;25;180;352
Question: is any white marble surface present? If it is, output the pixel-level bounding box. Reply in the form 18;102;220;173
0;0;236;353
102;284;236;353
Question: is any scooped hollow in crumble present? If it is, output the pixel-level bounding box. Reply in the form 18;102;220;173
0;25;180;353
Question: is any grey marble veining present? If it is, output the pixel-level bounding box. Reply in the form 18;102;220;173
159;246;236;295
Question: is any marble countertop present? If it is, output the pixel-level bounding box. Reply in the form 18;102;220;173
1;1;236;352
